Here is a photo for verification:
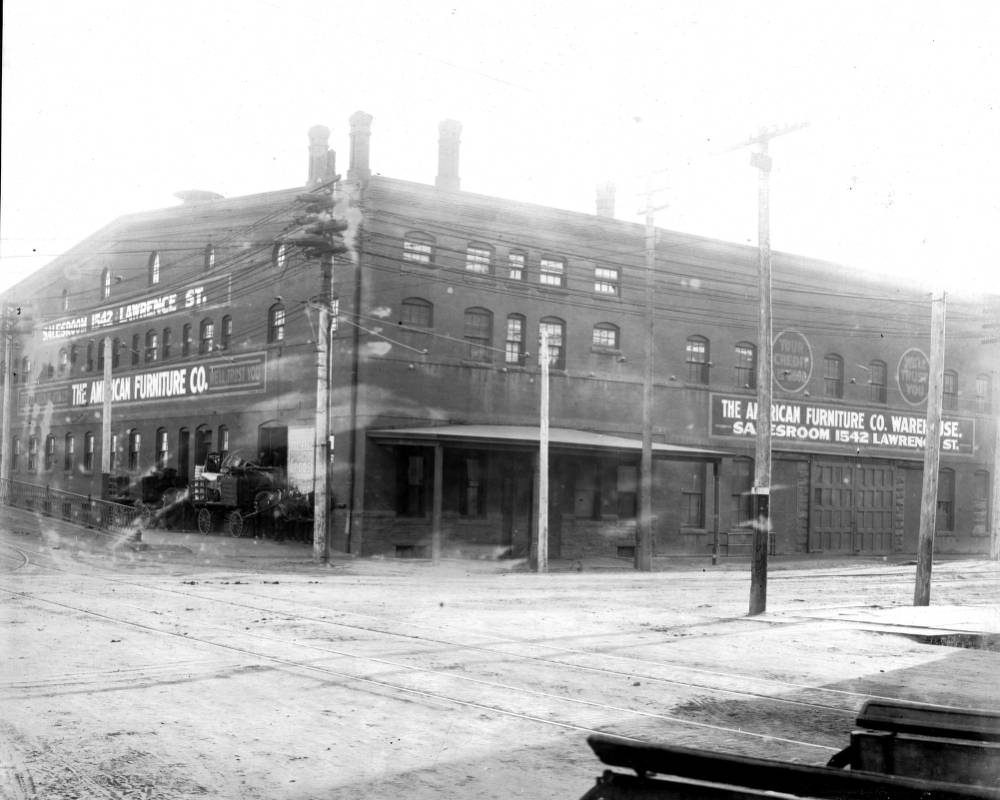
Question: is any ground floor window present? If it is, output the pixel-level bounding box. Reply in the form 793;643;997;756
397;447;429;517
681;462;706;527
937;469;955;532
730;458;754;526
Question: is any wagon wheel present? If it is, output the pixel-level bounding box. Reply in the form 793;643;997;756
228;510;245;538
197;507;213;534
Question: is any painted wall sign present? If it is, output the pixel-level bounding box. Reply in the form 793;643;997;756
17;352;266;412
40;276;230;341
710;393;974;455
897;348;930;406
773;330;812;392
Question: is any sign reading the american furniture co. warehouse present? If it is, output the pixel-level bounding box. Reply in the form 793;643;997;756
710;394;975;455
40;277;228;341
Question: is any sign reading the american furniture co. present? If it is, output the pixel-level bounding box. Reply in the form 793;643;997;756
710;393;974;455
40;277;229;341
18;353;266;412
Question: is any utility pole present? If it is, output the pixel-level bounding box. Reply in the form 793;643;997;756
914;291;947;605
636;182;660;571
736;123;807;616
0;305;13;489
101;336;112;479
536;327;550;573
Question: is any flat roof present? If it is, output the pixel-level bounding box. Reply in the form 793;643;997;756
368;424;731;460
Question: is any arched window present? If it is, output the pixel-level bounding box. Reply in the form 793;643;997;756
10;436;21;473
268;304;286;343
131;334;141;367
685;336;710;384
44;434;56;471
272;242;287;270
539;317;566;369
162;328;172;360
84;432;95;472
101;268;111;300
218;425;230;461
400;298;433;328
86;341;95;372
28;436;39;472
402;232;435;265
943;370;958;410
507;251;526;281
823;354;844;398
110;433;118;472
463;307;493;362
976;374;992;414
128;429;141;471
148;251;160;285
61;288;70;312
145;329;159;363
112;338;122;370
465;243;493;274
734;342;756;389
96;340;105;372
204;244;216;271
156;427;169;470
64;433;75;471
182;324;193;356
221;315;232;350
58;348;68;375
869;360;887;403
70;345;80;373
937;468;955;532
199;318;215;354
195;425;212;467
21;357;32;384
592;322;619;349
504;314;526;366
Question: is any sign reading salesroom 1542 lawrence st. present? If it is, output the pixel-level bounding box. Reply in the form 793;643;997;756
710;394;974;455
18;353;266;412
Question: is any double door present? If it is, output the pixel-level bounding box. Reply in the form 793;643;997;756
811;460;894;553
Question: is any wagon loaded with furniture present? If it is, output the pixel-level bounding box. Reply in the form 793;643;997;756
188;453;312;538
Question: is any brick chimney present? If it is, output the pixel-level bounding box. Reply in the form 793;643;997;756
596;182;616;218
307;125;335;186
435;119;462;192
348;110;373;182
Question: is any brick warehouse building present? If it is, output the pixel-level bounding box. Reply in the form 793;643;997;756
1;112;997;560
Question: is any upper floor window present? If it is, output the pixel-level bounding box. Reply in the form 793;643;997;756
505;314;526;366
402;232;434;265
735;342;756;389
824;354;844;398
44;434;56;471
96;340;105;371
594;267;619;295
148;251;160;285
204;244;216;271
156;428;169;470
61;288;70;312
976;374;992;414
943;370;958;411
592;322;619;349
70;345;80;372
86;341;96;372
199;319;215;354
465;244;493;275
464;308;493;362
539;257;565;288
869;360;887;404
64;433;75;471
400;298;433;328
161;328;172;360
686;336;710;384
182;324;193;356
507;251;526;281
268;304;286;343
101;268;111;300
145;329;159;363
539;317;566;369
28;436;39;472
272;242;287;270
58;348;68;375
10;436;21;473
131;334;141;367
112;338;122;370
84;432;95;472
221;316;232;350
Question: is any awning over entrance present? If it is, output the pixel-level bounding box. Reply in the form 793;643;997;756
368;424;732;461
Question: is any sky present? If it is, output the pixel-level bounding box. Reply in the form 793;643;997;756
2;0;999;303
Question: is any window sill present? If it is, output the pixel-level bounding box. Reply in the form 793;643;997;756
591;346;622;357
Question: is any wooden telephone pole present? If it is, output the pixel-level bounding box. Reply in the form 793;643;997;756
914;291;946;605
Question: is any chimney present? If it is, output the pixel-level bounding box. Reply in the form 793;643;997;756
435;119;462;192
348;110;373;182
595;182;616;218
307;125;334;186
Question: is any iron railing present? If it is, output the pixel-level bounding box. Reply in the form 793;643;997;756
0;479;143;538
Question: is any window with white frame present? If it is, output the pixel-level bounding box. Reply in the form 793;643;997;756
735;342;756;389
869;360;887;403
156;428;169;470
505;314;525;365
84;432;95;472
402;232;434;265
594;267;619;295
824;354;844;398
465;244;492;274
464;308;493;362
64;433;75;471
507;251;526;280
976;374;991;413
539;257;565;287
199;319;215;354
539;318;566;369
943;370;958;410
592;322;619;349
268;304;286;343
149;251;160;285
686;336;710;384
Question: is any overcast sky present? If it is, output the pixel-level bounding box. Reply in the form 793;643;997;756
2;0;999;302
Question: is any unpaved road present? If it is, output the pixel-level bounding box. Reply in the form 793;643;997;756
1;506;998;799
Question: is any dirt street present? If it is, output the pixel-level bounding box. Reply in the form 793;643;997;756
1;506;998;799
